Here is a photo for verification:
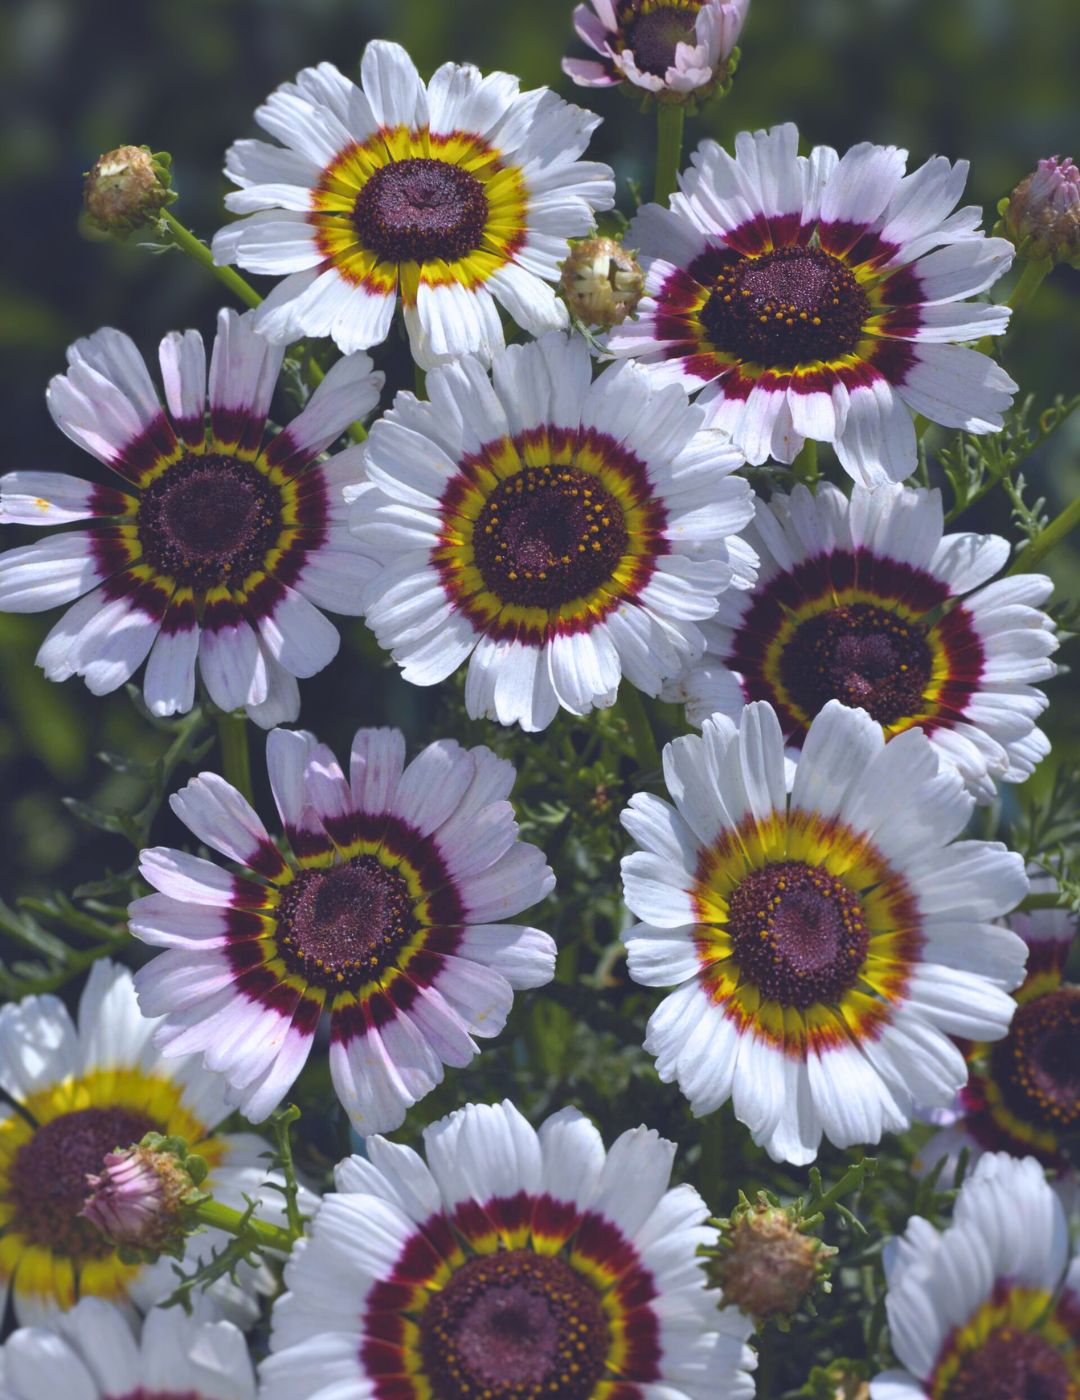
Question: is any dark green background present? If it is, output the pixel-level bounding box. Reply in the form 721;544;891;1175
2;0;1079;897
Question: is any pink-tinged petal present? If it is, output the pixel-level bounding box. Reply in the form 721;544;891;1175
128;895;254;951
302;741;356;839
349;728;406;816
262;352;382;476
459;842;555;922
244;640;302;730
229;1018;318;1122
66;584;166;696
139;845;266;908
833;376;918;485
885;238;1015;306
393;739;477;838
293;542;375;618
874;155;971;255
199;595;269;712
561;57;621;86
430;954;514;1038
0;473;135;526
170;771;290;880
818;143;908;255
882;301;1011;343
893;344;1017;433
143;605;200;718
158;328;207;447
266;728;318;843
0;532;108;613
329;1010;443;1137
453;924;557;990
573;2;614;49
207;308;286;454
253;581;340;679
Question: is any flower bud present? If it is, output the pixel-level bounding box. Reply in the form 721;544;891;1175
83;145;175;236
560;237;646;328
998;156;1080;266
711;1196;834;1323
81;1132;207;1260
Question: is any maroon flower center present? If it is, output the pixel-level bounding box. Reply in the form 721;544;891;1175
353;157;490;265
7;1106;158;1257
701;247;871;369
473;465;629;609
779;603;934;726
137;454;282;590
990;987;1080;1133
944;1327;1074;1400
419;1250;610;1399
727;861;870;1010
625;5;701;76
275;856;418;992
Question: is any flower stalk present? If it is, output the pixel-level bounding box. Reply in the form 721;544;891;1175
216;711;255;806
160;208;263;310
654;104;685;205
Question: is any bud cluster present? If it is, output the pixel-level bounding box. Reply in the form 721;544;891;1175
81;1131;209;1262
997;156;1080;267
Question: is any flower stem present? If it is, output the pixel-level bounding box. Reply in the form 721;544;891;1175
194;1199;295;1253
653;105;685;206
160;208;262;310
217;711;254;805
1009;494;1080;575
1007;256;1053;314
618;684;662;777
792;438;820;486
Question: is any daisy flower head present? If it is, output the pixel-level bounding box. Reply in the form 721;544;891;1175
918;879;1079;1192
261;1099;757;1400
620;699;1030;1165
0;310;382;727
872;1153;1080;1400
563;0;750;99
0;1299;255;1400
608;123;1018;481
0;961;287;1327
212;42;615;369
130;727;557;1137
351;331;757;733
670;482;1057;802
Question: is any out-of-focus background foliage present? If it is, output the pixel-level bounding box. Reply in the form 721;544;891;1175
2;0;1079;899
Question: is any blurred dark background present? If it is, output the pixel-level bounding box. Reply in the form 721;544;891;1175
2;0;1079;899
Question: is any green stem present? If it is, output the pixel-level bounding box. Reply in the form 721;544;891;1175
1009;494;1080;575
194;1199;295;1253
618;684;662;777
414;362;427;398
160;209;262;310
217;711;254;805
653;104;685;205
792;438;820;486
0;935;129;1000
1007;256;1053;313
1019;891;1065;912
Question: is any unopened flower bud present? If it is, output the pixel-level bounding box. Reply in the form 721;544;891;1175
998;156;1080;266
560;237;646;328
711;1196;834;1323
81;1132;207;1260
83;145;175;236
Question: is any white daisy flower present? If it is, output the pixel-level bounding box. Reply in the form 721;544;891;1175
212;41;615;369
608;122;1018;481
917;878;1078;1198
0;961;292;1327
0;310;382;727
130;727;557;1137
261;1099;757;1400
669;483;1057;802
350;331;757;733
872;1153;1080;1399
0;1298;255;1400
563;0;750;98
619;699;1029;1165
